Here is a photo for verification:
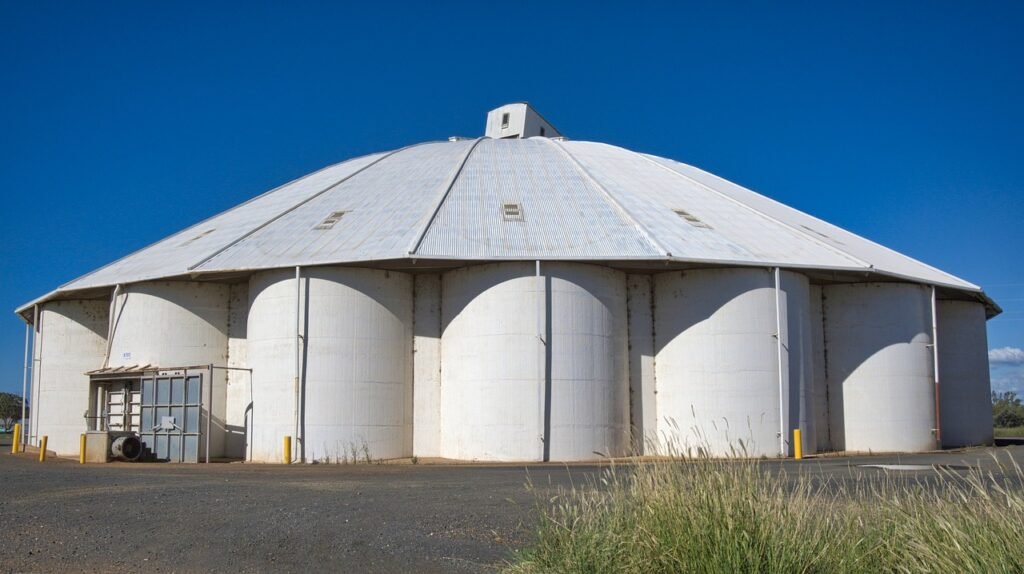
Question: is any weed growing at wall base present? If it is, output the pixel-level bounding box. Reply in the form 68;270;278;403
507;451;1024;573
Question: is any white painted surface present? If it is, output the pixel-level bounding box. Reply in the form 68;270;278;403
824;283;936;452
627;274;657;453
34;300;108;455
440;263;628;461
937;300;993;447
108;281;230;369
225;283;250;459
107;281;230;457
809;285;831;451
413;274;442;457
484;103;562;139
547;264;629;460
248;267;412;463
782;272;815;456
654;268;811;457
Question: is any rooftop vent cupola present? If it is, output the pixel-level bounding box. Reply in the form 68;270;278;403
485;103;563;139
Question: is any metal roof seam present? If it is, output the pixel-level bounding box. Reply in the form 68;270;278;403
407;137;487;256
49;151;387;292
628;147;873;271
657;156;982;291
542;138;671;257
188;141;433;272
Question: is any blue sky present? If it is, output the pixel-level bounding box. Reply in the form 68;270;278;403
1;2;1022;397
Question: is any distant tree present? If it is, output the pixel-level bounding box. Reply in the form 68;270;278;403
0;392;27;431
992;391;1024;428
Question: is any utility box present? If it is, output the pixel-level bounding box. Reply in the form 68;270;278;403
83;431;144;462
84;431;111;463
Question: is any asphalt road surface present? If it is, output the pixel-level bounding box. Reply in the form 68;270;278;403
1;444;1022;573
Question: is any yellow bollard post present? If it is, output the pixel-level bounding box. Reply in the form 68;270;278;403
284;435;292;465
80;434;87;464
11;423;21;454
38;436;48;462
793;429;803;460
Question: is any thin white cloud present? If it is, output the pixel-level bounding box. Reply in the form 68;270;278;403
991;367;1024;396
989;347;1024;365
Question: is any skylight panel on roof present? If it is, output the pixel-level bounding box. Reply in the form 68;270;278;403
314;211;348;230
502;202;524;222
673;209;712;229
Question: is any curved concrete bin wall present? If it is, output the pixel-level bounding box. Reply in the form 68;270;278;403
248;267;412;463
824;283;936;453
439;262;628;461
33;300;109;455
937;300;993;447
654;268;813;458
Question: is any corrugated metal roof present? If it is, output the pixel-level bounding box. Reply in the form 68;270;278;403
415;138;659;258
61;151;389;290
22;136;986;315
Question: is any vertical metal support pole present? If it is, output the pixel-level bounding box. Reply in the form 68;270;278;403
31;304;40;444
931;286;941;449
773;268;786;457
294;265;302;464
206;364;213;463
38;436;47;462
21;322;29;448
536;260;546;462
80;433;87;464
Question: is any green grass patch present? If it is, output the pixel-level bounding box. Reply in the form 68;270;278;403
995;426;1024;438
508;452;1024;573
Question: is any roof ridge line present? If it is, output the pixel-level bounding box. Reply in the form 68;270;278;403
541;138;671;257
188;142;430;272
407;137;487;256
630;149;874;270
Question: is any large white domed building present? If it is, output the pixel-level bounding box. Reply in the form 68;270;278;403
16;104;998;463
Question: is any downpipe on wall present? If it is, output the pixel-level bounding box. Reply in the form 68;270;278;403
294;266;303;463
21;321;30;450
930;286;942;448
773;267;786;457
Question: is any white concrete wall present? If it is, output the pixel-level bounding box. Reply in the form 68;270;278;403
783;272;816;456
654;268;812;457
937;300;993;447
33;300;108;455
823;283;936;452
224;283;250;459
107;281;230;457
547;264;629;460
440;262;628;461
413;274;442;457
627;274;657;454
484;103;561;139
108;282;230;369
248;267;413;463
809;285;831;451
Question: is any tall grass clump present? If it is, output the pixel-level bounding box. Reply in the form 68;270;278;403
508;449;1024;573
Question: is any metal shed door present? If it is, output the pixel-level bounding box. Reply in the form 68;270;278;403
139;375;203;463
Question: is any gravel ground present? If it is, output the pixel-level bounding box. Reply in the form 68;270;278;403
0;454;599;574
1;444;1021;573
